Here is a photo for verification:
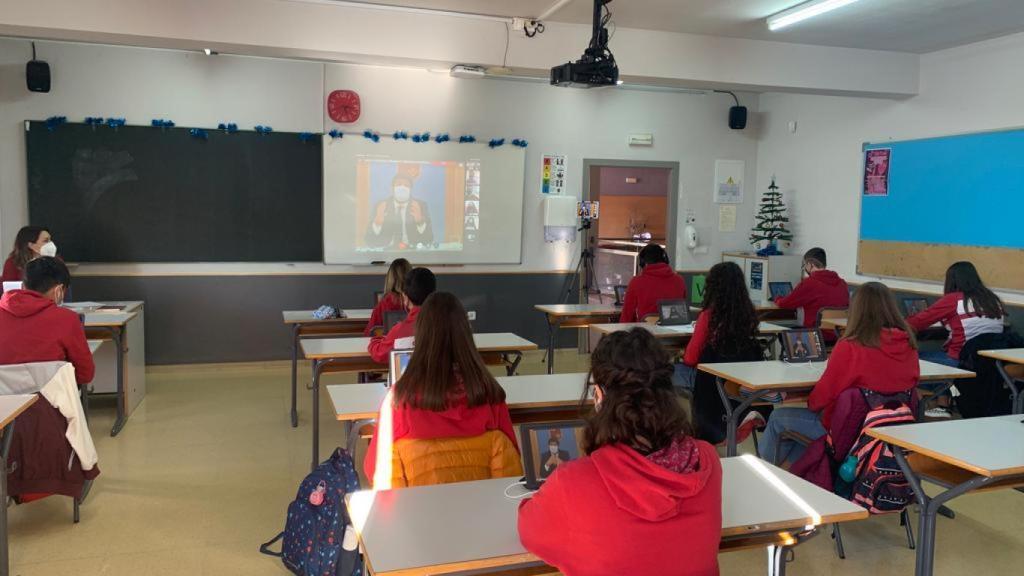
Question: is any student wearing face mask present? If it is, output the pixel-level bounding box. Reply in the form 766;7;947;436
365;175;434;249
2;225;58;283
0;257;94;384
773;247;849;341
540;438;571;479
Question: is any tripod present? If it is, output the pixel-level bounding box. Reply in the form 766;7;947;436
560;219;602;305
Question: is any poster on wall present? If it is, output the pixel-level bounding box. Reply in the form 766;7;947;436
714;159;744;204
718;205;737;232
542;155;567;195
863;148;891;196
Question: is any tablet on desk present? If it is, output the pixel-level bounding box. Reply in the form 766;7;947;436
387;349;414;387
902;297;929;317
779;329;827;362
613;285;627;307
519;420;586;490
769;281;793;301
657;299;690;326
383;310;408;333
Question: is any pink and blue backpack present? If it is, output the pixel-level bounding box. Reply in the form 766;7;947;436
261;448;363;576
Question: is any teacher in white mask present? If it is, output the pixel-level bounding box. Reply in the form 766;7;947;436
2;226;58;283
365;174;434;249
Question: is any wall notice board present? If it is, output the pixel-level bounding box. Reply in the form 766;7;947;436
859;128;1024;292
26;121;323;262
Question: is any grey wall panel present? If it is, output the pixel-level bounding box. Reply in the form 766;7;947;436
71;273;577;365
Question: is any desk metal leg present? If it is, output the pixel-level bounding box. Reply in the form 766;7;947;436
311;360;324;472
715;378;773;457
345;419;376;457
504;352;524;376
892;447;995;576
545;317;562;375
994;360;1024;414
290;324;301;428
916;380;954;420
0;420;16;576
108;328;127;437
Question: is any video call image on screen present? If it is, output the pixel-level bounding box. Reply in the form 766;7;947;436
531;426;583;480
785;331;823;361
356;159;481;253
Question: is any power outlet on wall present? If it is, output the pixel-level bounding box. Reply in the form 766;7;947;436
684;209;697;224
467;311;477;321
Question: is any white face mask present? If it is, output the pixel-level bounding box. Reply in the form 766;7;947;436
549;445;558;455
40;241;57;258
393;186;411;203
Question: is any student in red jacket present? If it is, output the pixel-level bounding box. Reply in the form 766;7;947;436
519;328;722;576
364;258;411;336
0;257;94;384
367;267;435;364
759;282;919;465
364;291;517;481
619;244;687;323
2;226;56;283
774;247;849;338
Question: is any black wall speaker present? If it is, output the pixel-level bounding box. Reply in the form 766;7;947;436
728;105;747;130
26;60;51;93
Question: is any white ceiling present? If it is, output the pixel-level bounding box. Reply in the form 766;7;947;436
345;0;1024;53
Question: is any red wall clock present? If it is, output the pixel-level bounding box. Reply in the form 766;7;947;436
327;89;361;123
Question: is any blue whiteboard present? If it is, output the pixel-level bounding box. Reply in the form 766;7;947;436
861;129;1024;249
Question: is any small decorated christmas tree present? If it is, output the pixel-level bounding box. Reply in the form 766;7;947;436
749;177;793;256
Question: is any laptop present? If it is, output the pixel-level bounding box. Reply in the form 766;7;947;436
373;291;385;305
613;285;628;307
657;299;690;326
779;329;827;362
383;310;408;333
768;281;793;301
519;420;587;490
387;349;414;387
902;297;929;317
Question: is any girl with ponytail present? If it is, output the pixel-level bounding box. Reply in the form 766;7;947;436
519;328;722;576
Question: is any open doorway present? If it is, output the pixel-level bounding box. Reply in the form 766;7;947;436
581;160;680;305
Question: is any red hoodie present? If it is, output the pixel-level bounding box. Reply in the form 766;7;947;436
907;292;1005;360
367;306;419;364
0;290;95;385
808;328;919;428
775;269;850;333
519;437;722;576
364;292;405;336
363;389;517;481
1;256;22;283
619;263;687;323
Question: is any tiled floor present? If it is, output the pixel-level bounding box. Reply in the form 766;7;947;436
8;350;1024;575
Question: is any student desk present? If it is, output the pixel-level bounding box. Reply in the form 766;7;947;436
0;394;38;576
302;333;538;470
978;348;1024;414
76;302;146;437
868;415;1024;576
593;321;789;341
823;317;944;337
697;360;976;456
329;373;588;455
347;456;868;576
534;304;620;374
693;302;797;322
282;309;373;427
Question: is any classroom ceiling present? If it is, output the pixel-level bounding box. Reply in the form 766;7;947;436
345;0;1024;54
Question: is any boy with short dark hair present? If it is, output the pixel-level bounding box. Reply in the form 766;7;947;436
368;267;437;363
0;257;94;384
619;244;687;323
774;247;850;337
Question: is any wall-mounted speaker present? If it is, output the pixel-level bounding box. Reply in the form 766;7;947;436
728;105;747;130
26;59;50;93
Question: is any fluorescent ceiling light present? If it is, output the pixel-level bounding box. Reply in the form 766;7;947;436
767;0;862;31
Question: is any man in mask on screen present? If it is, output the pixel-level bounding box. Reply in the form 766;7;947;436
366;174;434;249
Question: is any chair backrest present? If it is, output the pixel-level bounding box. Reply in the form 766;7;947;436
391;430;523;488
642;313;659;324
816;307;849;326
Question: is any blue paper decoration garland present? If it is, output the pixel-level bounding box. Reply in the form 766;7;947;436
218;122;239;133
298;132;316;142
254;125;273;135
328;129;343;139
511;138;527;148
362;130;380;142
434;133;451;143
459;135;477;143
151;119;175;128
84;117;104;126
392;131;409;140
189;128;209;140
106;118;126;128
45;116;67;131
488;138;505;148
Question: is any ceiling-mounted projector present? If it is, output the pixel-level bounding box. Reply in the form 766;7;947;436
550;0;618;88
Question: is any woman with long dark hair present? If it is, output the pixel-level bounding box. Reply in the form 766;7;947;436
519;328;721;576
2;226;55;283
681;261;766;443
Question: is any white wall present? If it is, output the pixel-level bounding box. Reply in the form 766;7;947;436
0;38;760;275
755;31;1024;305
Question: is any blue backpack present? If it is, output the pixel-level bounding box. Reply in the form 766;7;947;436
261;448;363;576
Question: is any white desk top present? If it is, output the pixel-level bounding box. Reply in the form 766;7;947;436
88;340;104;354
592;321;788;338
697;359;974;390
978;348;1024;364
348;455;867;575
282;309;373;324
0;394;38;429
330;373;588;421
823;317;942;331
534;304;620;317
868;415;1024;478
81;312;137;327
303;333;538;360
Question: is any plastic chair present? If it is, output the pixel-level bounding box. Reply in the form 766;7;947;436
816;307;849;342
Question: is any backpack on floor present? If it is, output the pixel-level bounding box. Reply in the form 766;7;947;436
848;390;915;514
261;448;363;576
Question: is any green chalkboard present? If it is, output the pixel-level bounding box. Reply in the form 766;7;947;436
25;121;323;262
